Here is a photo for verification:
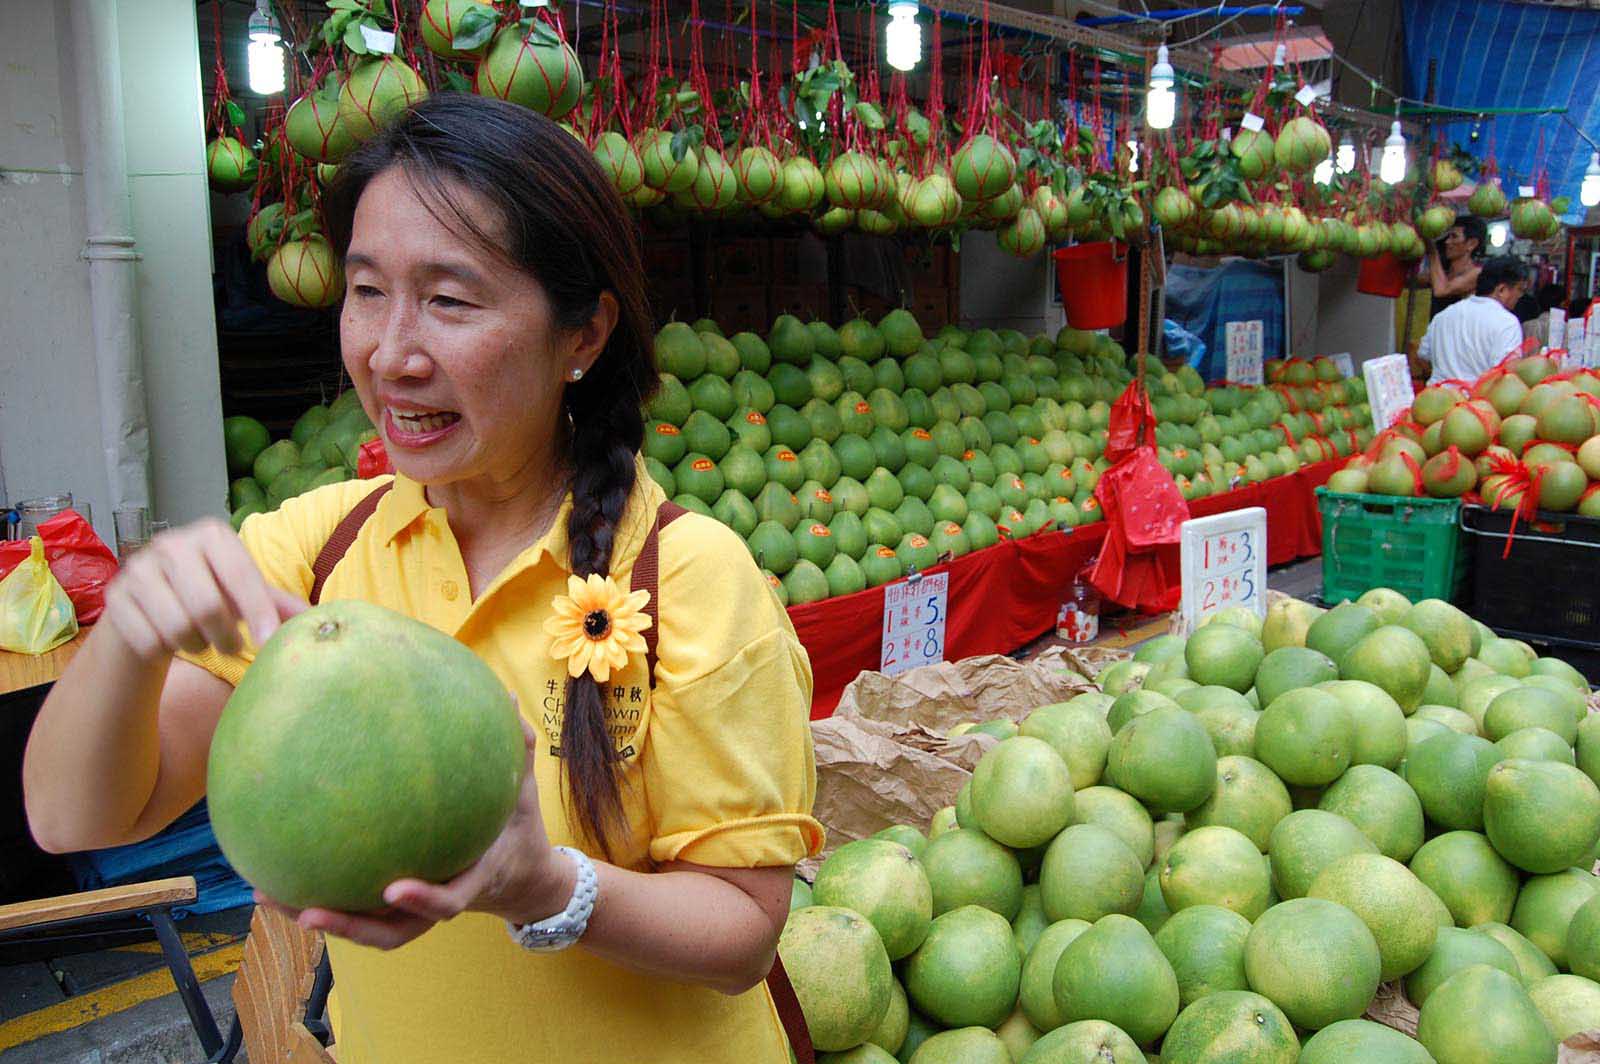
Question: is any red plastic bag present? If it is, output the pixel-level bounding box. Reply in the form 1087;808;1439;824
0;509;119;624
357;437;393;479
1104;378;1159;465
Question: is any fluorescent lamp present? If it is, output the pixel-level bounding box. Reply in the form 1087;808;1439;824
246;1;284;96
1335;134;1355;174
886;2;921;72
1379;121;1407;185
1146;45;1176;130
1582;152;1600;209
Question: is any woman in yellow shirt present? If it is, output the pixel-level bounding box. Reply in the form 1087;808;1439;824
23;95;823;1063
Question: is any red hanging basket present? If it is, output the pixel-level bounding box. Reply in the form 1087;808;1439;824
1054;241;1128;330
1357;253;1407;298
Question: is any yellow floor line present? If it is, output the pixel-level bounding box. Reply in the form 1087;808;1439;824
117;929;241;955
0;942;243;1053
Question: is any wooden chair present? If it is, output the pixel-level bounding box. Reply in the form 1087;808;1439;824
210;904;336;1063
0;876;226;1059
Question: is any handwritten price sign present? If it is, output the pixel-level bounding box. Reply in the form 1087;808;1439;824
1180;508;1267;628
880;572;949;677
1364;353;1414;431
1225;321;1265;385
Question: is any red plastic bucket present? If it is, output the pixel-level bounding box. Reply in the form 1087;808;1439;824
1357;253;1407;298
1054;241;1128;330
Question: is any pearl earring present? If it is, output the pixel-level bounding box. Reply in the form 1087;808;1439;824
569;368;584;382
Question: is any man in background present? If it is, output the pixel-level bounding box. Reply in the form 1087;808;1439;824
1418;255;1529;384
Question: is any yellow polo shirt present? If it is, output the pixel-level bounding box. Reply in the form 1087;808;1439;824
183;463;824;1063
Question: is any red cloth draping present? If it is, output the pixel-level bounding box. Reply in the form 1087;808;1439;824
789;458;1343;718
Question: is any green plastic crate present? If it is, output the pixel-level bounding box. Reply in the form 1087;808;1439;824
1316;489;1470;605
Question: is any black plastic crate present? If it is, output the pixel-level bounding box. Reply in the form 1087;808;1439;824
1459;505;1600;662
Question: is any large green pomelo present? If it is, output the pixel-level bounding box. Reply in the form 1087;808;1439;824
1107;689;1180;734
823;1042;898;1063
1404;731;1504;830
1017;1019;1144;1063
207;601;522;911
1052;914;1180;1046
1580;715;1600;791
1459;674;1522;729
1402;598;1479;673
1068;786;1154;867
1483;759;1600;874
1038;824;1144;923
1019;918;1092;1030
780;905;894;1050
1097;660;1151;696
904;904;1023;1029
1520;675;1587;730
1317;680;1408;769
864;975;911;1056
897;1008;940;1061
1106;707;1218;813
1243;898;1382;1030
1267;809;1378;900
1514;869;1600;969
1298;1019;1439;1063
1252;647;1338;708
1308;853;1442;980
1567;895;1600;983
1479;921;1559;986
1484;687;1578;745
1254;688;1354;787
1341;625;1434;712
1185;624;1266;693
921;828;1024;919
1529;972;1600;1042
1160;826;1271;920
1409;830;1520;927
1154;904;1252;1008
1133;866;1172;936
1424;664;1459;708
1261;597;1324;652
1478;637;1534;679
1416;965;1557;1064
906;1026;1010;1064
1176;687;1260;758
339;56;428;142
1407;926;1524;1007
1413;702;1479;735
971;737;1076;848
1012;884;1049;958
1356;587;1412;626
812;839;934;961
1317;765;1425;862
1187;756;1291;852
1158;990;1298;1064
1305;603;1381;668
1020;703;1112;790
475;27;582;117
252;438;300;487
224;416;272;476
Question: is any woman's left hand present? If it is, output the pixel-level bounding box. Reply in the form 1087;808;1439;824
257;714;573;951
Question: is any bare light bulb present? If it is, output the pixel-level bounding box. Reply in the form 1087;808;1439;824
1146;45;1176;130
886;2;921;72
246;1;284;96
1379;121;1407;185
1313;157;1334;185
1489;220;1510;248
1336;135;1356;174
1582;152;1600;209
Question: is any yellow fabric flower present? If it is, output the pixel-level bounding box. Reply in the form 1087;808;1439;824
544;573;652;683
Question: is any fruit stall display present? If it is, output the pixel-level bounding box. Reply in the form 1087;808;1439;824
209;1;1562;313
779;589;1600;1063
1327;351;1600;515
221;390;376;529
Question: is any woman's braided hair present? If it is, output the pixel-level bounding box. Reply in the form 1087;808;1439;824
325;94;658;857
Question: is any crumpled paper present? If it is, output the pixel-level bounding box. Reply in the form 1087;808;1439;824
803;646;1099;876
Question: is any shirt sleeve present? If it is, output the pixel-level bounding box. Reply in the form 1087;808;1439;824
1496;317;1526;362
640;514;825;869
178;479;389;687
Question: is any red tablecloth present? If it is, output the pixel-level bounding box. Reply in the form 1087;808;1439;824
788;459;1342;718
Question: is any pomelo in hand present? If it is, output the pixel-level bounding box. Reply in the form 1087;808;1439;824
207;601;524;911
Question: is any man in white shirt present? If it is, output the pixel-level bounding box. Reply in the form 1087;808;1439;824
1419;256;1530;384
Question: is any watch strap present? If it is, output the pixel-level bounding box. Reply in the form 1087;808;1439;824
507;846;597;952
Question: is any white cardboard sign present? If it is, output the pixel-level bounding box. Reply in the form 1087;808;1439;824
1225;320;1265;385
1550;309;1567;353
1364;353;1414;430
1181;507;1268;628
1330;352;1355;378
880;572;949;677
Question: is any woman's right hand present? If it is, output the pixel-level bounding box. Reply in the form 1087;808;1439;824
102;517;306;663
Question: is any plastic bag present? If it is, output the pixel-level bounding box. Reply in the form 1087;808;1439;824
0;509;119;623
0;536;80;653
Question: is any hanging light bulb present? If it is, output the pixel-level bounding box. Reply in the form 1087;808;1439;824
1336;133;1356;174
885;1;921;72
1489;220;1510;248
246;0;284;96
1146;44;1176;131
1313;157;1335;185
1582;152;1600;209
1379;120;1407;185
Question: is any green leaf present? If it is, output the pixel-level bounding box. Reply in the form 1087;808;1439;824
670;126;689;162
452;5;498;51
225;100;246;131
853;102;885;130
528;19;562;47
371;0;390;17
343;20;369;54
326;0;362;11
443;69;473;93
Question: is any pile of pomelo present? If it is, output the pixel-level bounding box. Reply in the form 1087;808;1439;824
780;587;1600;1063
1329;351;1600;514
643;312;1375;605
223;391;377;530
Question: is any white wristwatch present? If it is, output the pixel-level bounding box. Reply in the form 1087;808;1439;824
506;846;598;952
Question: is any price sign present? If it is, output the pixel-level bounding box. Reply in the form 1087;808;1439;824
1550;309;1567;353
1329;352;1355;378
1181;507;1268;628
1240;112;1266;133
358;24;397;53
1364;353;1413;430
1570;316;1588;367
1225;320;1265;384
880;572;949;677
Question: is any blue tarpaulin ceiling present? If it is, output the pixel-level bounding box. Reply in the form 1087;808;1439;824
1401;0;1600;222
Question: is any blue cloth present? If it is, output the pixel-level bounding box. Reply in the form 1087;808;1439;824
1401;0;1600;224
68;801;252;919
1163;317;1209;369
1163;260;1285;382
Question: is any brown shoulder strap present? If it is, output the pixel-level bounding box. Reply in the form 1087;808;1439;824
629;500;688;684
308;483;393;606
627;499;814;1064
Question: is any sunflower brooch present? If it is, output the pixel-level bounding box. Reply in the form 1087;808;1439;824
544;574;652;683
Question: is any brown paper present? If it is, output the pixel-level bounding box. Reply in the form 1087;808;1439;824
1563;1032;1600;1064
